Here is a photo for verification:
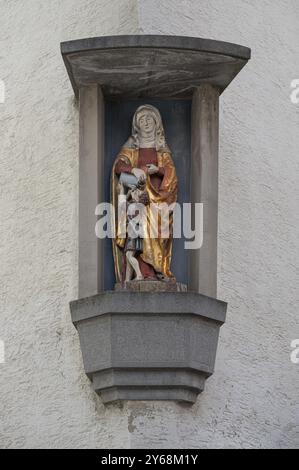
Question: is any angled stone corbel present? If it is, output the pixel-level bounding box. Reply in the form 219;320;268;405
70;292;227;404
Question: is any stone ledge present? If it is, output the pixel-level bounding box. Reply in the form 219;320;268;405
115;280;187;292
70;291;226;324
70;291;227;404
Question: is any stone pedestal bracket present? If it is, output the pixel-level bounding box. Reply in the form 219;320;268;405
70;292;227;404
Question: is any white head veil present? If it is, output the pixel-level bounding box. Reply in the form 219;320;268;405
123;104;170;152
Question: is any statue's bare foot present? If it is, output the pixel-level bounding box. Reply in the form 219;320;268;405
156;272;167;281
156;273;175;282
134;275;144;281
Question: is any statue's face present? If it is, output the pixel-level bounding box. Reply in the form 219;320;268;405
138;112;156;138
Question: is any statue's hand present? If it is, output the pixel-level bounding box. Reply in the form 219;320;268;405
132;167;146;182
146;164;159;175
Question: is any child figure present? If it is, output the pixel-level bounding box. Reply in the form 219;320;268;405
118;172;149;282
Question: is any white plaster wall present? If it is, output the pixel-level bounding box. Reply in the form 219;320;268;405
0;0;298;449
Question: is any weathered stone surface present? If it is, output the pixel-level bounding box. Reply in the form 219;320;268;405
115;280;187;292
61;35;251;98
70;291;227;404
190;85;219;298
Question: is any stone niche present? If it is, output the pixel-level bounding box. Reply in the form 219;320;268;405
62;35;250;404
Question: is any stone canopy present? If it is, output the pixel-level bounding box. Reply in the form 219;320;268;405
61;35;251;98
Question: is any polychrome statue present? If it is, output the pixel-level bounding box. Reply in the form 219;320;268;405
111;105;178;283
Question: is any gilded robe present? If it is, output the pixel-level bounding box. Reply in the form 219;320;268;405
111;147;178;283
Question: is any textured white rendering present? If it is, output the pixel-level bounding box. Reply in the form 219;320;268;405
0;0;298;449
